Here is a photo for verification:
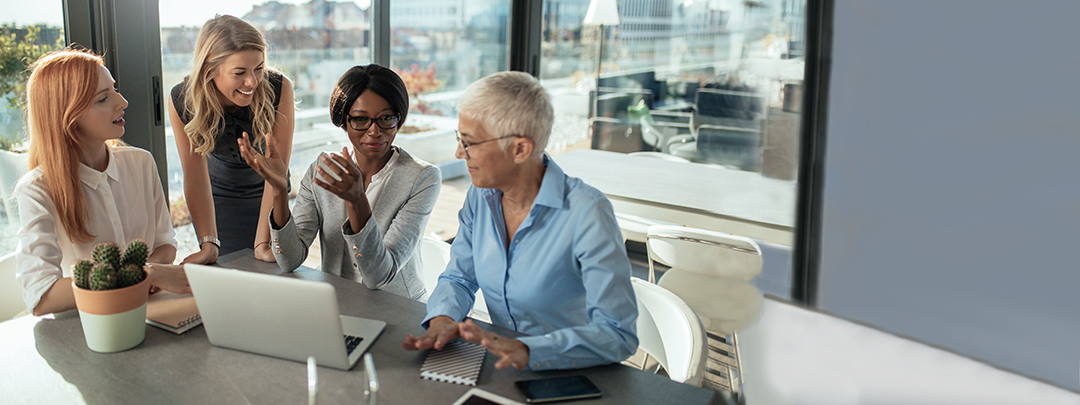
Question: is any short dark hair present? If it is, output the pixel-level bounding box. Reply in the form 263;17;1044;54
329;64;409;130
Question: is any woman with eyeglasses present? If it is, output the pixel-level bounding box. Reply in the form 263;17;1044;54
238;64;440;300
403;72;638;371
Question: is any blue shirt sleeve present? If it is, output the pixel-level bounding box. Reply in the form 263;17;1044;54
423;186;481;328
517;194;639;370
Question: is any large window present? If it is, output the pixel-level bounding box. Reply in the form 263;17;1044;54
0;1;66;257
387;0;511;168
539;0;806;298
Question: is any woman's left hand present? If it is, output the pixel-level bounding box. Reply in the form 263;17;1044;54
313;147;366;205
459;319;530;370
254;242;275;262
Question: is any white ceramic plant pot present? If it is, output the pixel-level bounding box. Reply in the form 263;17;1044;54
71;267;153;353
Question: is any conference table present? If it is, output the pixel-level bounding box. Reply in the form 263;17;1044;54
0;250;719;404
553;149;797;245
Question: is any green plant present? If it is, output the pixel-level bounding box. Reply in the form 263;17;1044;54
73;260;93;289
0;24;65;151
120;239;148;267
81;240;148;291
92;242;121;270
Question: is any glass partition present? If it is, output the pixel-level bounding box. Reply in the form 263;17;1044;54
539;0;806;299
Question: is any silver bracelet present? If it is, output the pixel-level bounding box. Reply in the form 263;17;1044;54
199;235;221;249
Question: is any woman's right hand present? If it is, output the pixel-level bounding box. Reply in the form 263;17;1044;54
180;244;218;265
147;264;191;294
238;131;289;192
402;315;461;351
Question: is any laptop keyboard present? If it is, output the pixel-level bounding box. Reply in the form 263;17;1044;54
344;335;364;355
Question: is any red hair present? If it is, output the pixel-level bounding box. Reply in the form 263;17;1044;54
25;47;119;243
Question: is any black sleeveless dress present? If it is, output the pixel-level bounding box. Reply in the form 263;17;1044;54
170;72;284;255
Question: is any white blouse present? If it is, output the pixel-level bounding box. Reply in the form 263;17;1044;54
15;146;176;312
363;146;400;207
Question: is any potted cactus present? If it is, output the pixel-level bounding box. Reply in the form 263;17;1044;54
71;239;154;353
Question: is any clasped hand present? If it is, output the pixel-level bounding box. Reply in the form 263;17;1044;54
238;134;366;205
403;316;530;370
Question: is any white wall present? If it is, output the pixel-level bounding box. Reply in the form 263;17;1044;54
817;0;1080;392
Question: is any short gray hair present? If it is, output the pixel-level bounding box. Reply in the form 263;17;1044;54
456;71;553;156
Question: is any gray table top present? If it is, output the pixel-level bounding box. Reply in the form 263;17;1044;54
554;149;797;230
0;250;717;405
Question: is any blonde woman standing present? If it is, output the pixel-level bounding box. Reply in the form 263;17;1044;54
168;15;295;263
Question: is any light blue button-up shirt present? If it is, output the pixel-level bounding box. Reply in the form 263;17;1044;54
424;155;638;370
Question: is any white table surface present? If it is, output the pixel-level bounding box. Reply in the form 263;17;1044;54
738;298;1080;405
554;149;797;245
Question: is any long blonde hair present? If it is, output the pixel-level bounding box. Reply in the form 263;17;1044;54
26;48;122;243
183;15;277;154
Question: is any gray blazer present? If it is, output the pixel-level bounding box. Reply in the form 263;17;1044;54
270;147;441;300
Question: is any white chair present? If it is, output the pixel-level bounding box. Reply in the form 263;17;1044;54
0;149;29;223
646;225;763;335
631;278;708;386
418;234;452;303
418;235;488;322
614;213;674;244
0;252;29;321
646;225;765;398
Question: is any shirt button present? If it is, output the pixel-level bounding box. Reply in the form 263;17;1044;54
352;245;358;250
535;362;541;367
571;362;577;367
355;253;362;258
514;239;519;243
507;321;512;326
546;362;550;367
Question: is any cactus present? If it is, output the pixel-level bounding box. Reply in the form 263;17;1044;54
76;241;149;291
121;239;148;267
92;242;121;270
73;260;93;289
117;263;144;288
90;262;116;291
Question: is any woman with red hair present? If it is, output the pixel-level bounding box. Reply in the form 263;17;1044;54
15;48;189;316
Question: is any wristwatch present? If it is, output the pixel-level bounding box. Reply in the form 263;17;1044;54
199;235;221;249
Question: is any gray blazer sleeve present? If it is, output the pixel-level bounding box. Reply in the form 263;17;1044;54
341;163;441;293
269;161;321;271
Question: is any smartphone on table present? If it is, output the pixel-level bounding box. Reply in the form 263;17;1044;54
514;375;602;403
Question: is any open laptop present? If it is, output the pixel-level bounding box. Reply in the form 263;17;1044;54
184;264;386;370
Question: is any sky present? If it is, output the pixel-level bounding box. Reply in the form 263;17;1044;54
1;0;370;28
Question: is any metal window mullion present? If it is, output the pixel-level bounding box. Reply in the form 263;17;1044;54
372;0;391;67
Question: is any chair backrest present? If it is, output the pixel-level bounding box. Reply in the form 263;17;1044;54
0;252;28;321
0;150;30;222
646;225;762;280
417;235;489;320
632;278;708;386
418;235;452;302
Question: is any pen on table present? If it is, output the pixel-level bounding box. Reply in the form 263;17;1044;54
308;356;318;405
364;353;378;405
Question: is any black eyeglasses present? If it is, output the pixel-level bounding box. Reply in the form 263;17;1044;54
346;114;400;131
455;130;522;159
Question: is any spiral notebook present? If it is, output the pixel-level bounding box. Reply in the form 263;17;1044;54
420;340;486;386
145;291;202;334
